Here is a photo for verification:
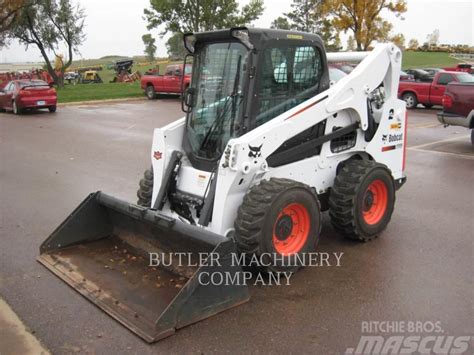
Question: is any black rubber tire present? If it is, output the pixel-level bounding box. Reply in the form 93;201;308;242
402;92;418;109
136;168;154;206
471;130;474;145
234;178;322;273
423;104;433;109
146;85;157;100
329;159;395;242
48;106;57;113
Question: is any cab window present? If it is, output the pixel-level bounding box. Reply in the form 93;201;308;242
437;73;453;85
165;66;174;76
256;45;323;126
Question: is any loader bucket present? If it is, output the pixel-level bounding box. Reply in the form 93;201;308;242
38;192;249;343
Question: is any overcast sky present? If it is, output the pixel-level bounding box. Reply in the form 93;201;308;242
0;0;472;63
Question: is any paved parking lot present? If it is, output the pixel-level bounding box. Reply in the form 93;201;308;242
0;101;472;353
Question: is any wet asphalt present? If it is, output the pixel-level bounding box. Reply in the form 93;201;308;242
0;100;473;354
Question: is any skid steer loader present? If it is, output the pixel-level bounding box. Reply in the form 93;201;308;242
38;28;407;342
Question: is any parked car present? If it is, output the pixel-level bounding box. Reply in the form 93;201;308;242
141;64;192;99
400;70;415;81
443;63;473;74
437;82;474;144
330;63;356;74
405;69;434;82
398;71;473;109
422;68;443;76
0;79;57;114
328;66;347;83
64;71;79;84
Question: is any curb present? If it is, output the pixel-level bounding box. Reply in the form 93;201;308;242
58;96;146;107
0;297;50;355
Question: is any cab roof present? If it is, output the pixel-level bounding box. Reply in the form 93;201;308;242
188;27;324;51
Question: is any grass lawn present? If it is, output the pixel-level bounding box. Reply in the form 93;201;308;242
57;61;181;103
402;51;460;69
56;53;460;103
57;82;143;103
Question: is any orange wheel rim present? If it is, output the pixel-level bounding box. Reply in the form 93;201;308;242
362;179;388;225
272;203;310;255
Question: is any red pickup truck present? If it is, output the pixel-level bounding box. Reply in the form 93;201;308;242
398;71;473;109
437;82;474;144
141;64;192;99
443;63;473;74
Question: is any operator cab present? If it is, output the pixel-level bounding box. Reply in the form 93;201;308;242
181;27;330;171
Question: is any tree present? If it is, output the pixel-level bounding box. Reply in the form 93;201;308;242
166;32;187;59
390;33;405;49
426;29;439;48
0;0;28;47
142;33;157;62
270;16;291;30
9;0;85;86
286;0;320;32
323;0;407;51
270;0;340;50
347;35;356;50
144;0;264;35
407;38;419;50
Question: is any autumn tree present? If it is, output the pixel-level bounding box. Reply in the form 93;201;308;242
9;0;85;86
323;0;407;51
166;32;187;59
142;33;157;62
407;38;419;50
270;16;291;30
144;0;264;35
390;33;405;49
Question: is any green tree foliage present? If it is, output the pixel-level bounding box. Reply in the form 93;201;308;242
144;0;264;35
142;33;157;62
270;0;341;51
8;0;85;86
166;32;187;59
270;16;291;30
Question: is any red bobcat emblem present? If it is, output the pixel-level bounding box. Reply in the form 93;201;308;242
153;151;163;160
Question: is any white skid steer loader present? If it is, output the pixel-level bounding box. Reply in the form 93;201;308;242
38;28;407;342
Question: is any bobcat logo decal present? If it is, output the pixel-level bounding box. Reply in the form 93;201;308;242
382;134;388;142
248;144;263;158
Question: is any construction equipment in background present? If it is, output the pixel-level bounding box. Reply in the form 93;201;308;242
111;59;142;83
0;70;54;88
38;28;407;343
79;70;103;84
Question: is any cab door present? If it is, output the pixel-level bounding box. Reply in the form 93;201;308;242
161;66;175;92
431;73;454;105
0;82;15;110
171;67;183;93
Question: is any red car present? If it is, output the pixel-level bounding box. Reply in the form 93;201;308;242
398;71;473;109
141;64;192;99
0;79;57;114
